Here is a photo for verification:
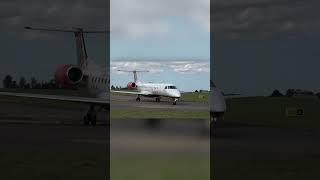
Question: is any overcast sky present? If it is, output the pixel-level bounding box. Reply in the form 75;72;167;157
0;0;320;94
211;0;320;95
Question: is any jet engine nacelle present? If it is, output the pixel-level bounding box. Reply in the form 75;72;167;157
55;64;83;86
127;82;137;89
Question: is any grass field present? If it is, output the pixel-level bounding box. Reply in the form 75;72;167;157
111;108;209;119
224;96;320;128
0;88;83;96
212;156;319;180
111;156;209;180
181;92;209;102
0;151;109;180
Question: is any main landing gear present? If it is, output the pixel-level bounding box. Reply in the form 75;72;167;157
136;95;141;101
83;105;98;126
155;97;161;102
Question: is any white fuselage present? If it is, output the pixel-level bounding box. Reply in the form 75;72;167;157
136;81;181;99
82;61;109;99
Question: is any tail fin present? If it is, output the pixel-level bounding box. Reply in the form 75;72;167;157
133;70;138;83
73;28;88;69
117;70;149;83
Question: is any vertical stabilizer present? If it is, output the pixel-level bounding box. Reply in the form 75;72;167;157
133;70;138;83
117;70;149;83
73;28;88;69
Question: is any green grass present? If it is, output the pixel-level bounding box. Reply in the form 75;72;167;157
224;96;320;128
111;156;209;180
181;92;209;102
0;88;95;109
212;156;320;180
0;88;83;96
0;151;108;180
111;109;209;119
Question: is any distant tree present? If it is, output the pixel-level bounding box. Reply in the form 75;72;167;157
48;79;57;89
111;85;115;90
307;91;314;96
301;90;314;96
271;89;283;97
30;77;37;88
34;83;41;89
11;81;17;88
19;76;26;88
25;83;30;89
3;75;12;88
286;89;295;97
41;81;48;89
195;90;198;93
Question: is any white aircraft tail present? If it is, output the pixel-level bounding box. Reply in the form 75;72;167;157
117;70;149;83
73;28;88;68
24;26;108;70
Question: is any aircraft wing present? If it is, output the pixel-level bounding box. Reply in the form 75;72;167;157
111;90;152;95
0;92;109;106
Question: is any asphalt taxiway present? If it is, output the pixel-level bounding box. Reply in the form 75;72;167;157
0;96;209;156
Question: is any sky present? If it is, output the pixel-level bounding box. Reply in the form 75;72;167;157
211;0;320;95
0;0;320;95
110;0;210;92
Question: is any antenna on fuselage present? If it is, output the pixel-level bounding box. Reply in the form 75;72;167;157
117;70;149;83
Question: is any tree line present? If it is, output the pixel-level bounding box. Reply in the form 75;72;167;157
270;89;319;97
2;75;59;89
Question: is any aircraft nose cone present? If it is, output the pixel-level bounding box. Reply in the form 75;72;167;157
175;90;181;98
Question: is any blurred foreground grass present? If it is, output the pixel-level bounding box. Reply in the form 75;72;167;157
111;108;209;119
224;96;320;128
0;151;108;180
212;156;320;180
111;156;209;180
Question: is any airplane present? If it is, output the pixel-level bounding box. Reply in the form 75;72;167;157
210;80;226;126
0;26;109;126
112;70;181;105
210;80;243;126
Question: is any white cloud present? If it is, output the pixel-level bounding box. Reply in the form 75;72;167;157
170;61;210;74
111;61;164;73
111;60;209;74
111;0;210;37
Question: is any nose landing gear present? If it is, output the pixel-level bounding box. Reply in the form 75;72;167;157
172;98;178;105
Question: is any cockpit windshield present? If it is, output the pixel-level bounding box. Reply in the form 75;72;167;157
167;86;177;89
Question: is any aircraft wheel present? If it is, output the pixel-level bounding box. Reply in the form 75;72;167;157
173;101;177;105
136;97;141;101
83;115;90;125
90;115;97;126
156;98;160;102
89;114;97;126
